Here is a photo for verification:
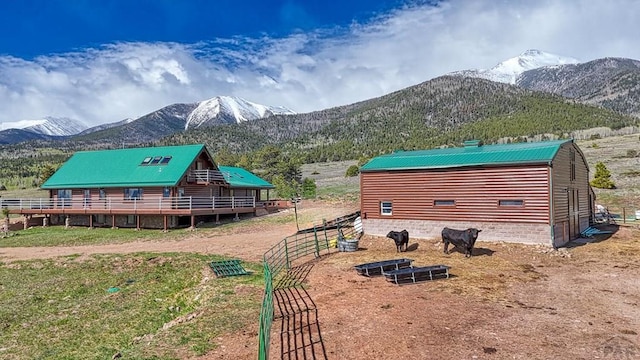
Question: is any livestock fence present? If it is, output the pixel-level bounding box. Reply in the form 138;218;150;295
258;211;360;360
594;204;640;225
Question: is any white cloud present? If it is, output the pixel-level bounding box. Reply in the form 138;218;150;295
0;0;639;128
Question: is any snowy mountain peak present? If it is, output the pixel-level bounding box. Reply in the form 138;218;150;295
450;49;580;84
185;96;296;129
22;116;88;136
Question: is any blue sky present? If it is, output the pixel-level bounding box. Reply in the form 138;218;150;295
1;0;639;129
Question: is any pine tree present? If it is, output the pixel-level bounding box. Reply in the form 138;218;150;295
590;162;615;189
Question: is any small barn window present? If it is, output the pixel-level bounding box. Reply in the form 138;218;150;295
499;200;524;206
434;200;455;206
380;201;393;215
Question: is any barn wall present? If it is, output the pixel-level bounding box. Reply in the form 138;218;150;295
360;165;551;223
363;218;551;245
550;142;592;247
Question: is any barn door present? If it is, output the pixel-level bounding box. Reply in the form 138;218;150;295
568;189;580;239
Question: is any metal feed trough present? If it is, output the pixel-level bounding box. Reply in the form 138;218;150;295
210;259;250;278
354;258;414;277
383;265;450;285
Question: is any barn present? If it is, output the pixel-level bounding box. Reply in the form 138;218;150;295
359;139;593;247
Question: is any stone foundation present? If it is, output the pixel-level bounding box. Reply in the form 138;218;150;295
363;219;552;246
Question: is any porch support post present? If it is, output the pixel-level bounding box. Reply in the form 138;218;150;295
163;215;168;232
112;215;116;229
190;215;195;230
136;215;140;230
89;215;93;229
215;214;220;225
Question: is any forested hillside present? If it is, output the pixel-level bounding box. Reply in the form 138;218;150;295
159;76;638;163
0;76;637;185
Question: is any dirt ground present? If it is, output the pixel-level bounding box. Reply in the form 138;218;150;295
2;201;640;360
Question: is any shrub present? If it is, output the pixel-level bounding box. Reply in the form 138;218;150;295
345;165;359;177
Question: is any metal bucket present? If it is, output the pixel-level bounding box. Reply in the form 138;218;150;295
338;238;359;252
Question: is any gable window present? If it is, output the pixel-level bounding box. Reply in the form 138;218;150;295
499;199;524;207
124;188;143;200
380;201;393;216
570;149;576;181
434;200;455;206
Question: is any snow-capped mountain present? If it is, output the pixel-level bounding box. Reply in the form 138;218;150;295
184;96;296;130
78;117;136;135
450;49;580;84
23;116;88;136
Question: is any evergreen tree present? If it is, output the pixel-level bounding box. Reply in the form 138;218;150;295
590;161;615;189
301;178;317;199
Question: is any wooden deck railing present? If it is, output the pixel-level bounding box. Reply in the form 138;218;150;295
186;169;227;183
0;196;256;212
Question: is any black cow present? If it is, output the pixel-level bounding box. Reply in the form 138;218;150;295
386;230;409;252
441;227;482;257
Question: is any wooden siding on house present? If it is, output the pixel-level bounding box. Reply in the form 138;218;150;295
360;165;551;224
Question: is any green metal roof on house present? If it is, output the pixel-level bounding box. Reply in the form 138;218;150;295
360;139;573;172
218;166;275;189
42;144;208;189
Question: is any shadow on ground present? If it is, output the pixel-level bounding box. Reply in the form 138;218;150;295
273;261;328;360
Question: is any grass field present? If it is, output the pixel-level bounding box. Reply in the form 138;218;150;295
0;252;263;359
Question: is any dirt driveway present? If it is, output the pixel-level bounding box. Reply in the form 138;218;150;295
2;202;640;360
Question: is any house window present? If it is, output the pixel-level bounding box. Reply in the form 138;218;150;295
83;189;91;207
163;187;171;198
160;156;172;164
126;215;136;225
380;201;393;216
141;157;152;165
124;188;143;200
57;189;72;207
150;156;162;164
57;189;72;199
499;199;524;206
434;200;455;206
99;188;106;200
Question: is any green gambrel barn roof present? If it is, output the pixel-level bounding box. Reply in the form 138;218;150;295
360;139;573;172
42;144;208;189
219;166;275;189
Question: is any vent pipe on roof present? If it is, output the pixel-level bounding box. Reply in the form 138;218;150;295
463;140;483;147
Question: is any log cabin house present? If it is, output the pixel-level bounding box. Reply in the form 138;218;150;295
359;139;593;247
2;144;274;230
